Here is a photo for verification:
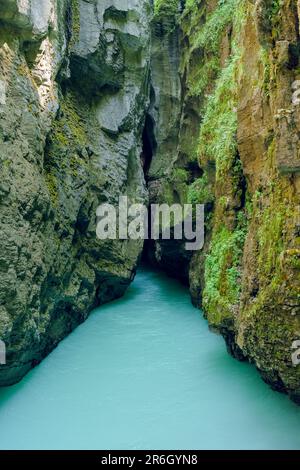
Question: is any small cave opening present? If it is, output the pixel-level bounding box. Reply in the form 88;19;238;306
186;161;204;181
141;113;156;182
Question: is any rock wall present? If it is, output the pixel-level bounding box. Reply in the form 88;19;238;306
0;0;299;405
150;0;300;404
0;0;151;385
145;1;200;284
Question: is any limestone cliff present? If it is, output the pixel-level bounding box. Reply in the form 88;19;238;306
0;0;151;385
0;0;299;406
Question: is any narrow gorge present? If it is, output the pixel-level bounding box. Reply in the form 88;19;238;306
0;0;299;413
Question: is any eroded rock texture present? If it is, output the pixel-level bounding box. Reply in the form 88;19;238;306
0;0;151;385
149;0;300;404
145;2;198;284
0;0;299;406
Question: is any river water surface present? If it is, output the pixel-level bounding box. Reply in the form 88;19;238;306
0;267;300;450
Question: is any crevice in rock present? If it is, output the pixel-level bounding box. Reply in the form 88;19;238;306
65;2;73;45
141;113;156;182
186;160;203;182
21;40;41;69
140;116;155;262
140;84;157;263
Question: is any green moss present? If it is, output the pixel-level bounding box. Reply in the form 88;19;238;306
249;142;294;283
259;47;272;97
17;63;29;77
197;1;246;177
285;249;300;270
203;218;247;325
16;61;39;91
203;211;247;326
180;0;300;395
268;0;282;40
70;0;80;48
183;0;242;98
190;1;248;327
187;56;220;98
45;171;58;206
234;131;300;389
45;91;88;203
257;202;285;278
153;0;179;32
154;0;179;17
183;0;195;12
268;0;282;19
51;92;87;151
172;168;188;182
198;54;239;179
193;0;239;52
239;162;300;376
188;173;214;205
169;168;189;203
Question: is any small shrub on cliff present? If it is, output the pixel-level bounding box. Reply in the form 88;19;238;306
70;0;80;47
197;0;248;327
188;173;214;205
198;55;239;179
194;0;238;53
186;0;240;97
203;220;247;325
153;0;180;32
267;0;283;39
154;0;179;17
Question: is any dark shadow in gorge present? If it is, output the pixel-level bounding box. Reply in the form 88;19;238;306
140;103;157;265
139;110;193;284
141;113;156;182
139;91;192;285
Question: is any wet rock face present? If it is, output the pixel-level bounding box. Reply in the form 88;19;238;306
144;7;196;284
0;0;299;406
0;0;55;36
149;0;300;404
0;0;151;385
234;0;300;404
181;0;300;404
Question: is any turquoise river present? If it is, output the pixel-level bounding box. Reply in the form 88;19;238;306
0;267;300;450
